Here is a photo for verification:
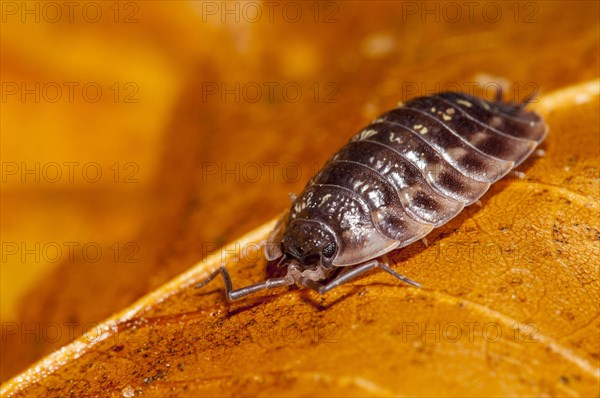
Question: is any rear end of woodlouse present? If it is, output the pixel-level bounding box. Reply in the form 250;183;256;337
198;90;548;301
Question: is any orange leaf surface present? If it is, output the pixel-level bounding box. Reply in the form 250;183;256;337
2;81;599;397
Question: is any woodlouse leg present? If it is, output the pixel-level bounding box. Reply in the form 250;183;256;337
378;262;422;288
299;260;379;294
196;266;294;301
299;260;421;295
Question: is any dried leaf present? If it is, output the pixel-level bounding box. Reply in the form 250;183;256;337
2;81;599;397
2;1;599;395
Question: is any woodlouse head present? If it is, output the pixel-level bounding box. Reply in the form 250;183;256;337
281;220;338;270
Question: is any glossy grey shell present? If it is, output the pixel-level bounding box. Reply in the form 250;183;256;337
270;91;548;268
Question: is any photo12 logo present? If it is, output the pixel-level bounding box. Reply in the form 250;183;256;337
200;161;324;184
2;162;139;184
1;82;139;104
1;2;140;23
397;321;539;343
201;81;339;104
400;81;539;102
400;2;540;24
1;241;140;264
196;1;340;24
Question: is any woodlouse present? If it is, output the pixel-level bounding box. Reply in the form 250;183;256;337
198;90;548;300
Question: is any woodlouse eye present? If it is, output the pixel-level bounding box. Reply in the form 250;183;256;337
322;242;336;258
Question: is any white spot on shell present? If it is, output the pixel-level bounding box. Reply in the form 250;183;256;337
389;132;403;144
357;129;378;140
456;99;472;108
340;212;361;228
368;190;384;207
446;107;455;114
490;116;503;127
442;114;452;121
413;124;428;134
319;194;332;205
470;131;487;145
294;197;308;213
405;151;426;169
445;147;468;160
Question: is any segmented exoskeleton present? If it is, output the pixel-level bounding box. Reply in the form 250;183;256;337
198;90;548;300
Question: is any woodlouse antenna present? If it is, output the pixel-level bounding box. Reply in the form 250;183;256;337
494;85;504;102
518;90;538;109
